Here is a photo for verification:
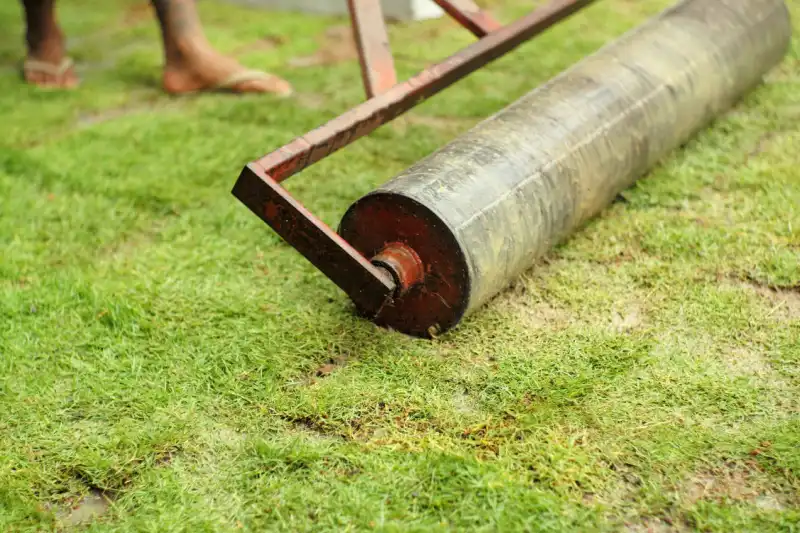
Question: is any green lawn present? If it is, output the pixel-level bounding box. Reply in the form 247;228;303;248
1;0;798;531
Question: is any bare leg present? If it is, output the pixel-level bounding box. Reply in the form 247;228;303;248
151;0;292;95
20;0;78;88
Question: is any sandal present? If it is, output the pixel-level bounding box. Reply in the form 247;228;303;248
23;57;78;88
213;69;293;96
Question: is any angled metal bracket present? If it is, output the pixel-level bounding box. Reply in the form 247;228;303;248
233;0;596;316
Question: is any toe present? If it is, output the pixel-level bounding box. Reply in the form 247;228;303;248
25;69;41;85
62;68;80;89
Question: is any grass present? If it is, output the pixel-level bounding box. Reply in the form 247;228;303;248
0;0;798;530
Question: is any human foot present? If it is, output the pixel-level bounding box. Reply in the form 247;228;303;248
23;29;78;89
24;56;78;89
162;46;292;96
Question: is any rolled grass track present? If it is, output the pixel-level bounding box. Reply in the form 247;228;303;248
0;0;798;531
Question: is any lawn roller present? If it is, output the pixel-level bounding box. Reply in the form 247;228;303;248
233;0;792;338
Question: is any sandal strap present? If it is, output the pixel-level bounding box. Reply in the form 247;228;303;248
23;57;74;76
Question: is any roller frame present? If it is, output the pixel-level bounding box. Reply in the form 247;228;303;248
232;0;596;319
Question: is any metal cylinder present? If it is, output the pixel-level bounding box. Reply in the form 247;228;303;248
339;0;792;337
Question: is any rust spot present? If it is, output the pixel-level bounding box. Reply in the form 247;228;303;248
371;242;425;296
263;201;280;221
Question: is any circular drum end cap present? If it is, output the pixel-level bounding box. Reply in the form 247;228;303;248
338;192;471;338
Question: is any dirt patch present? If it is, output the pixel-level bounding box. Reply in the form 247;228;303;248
153;447;179;466
202;426;247;449
517;301;572;329
611;303;644;333
313;362;339;378
717;343;790;400
683;461;790;509
723;347;774;380
452;391;478;416
612;459;793;531
282;414;352;441
288;26;357;67
54;488;113;527
289;415;331;432
739;280;800;321
308;354;349;382
284;403;452;445
589;462;650;513
596;465;690;532
494;285;573;330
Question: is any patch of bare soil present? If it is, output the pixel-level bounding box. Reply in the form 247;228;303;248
307;354;350;383
54;488;112;527
611;303;644;333
507;299;572;330
732;277;800;321
723;346;780;384
683;460;791;510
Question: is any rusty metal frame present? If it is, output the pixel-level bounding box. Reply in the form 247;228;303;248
347;0;397;98
232;0;596;317
431;0;503;37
